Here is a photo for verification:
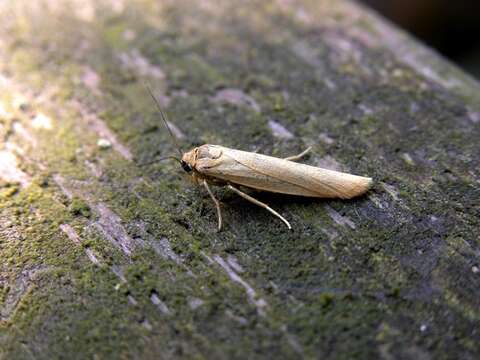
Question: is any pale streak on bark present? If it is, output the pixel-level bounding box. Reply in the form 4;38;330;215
381;183;400;201
118;49;166;79
368;194;385;209
84;160;103;178
52;175;140;258
60;222;153;323
166;121;186;140
318;133;335;145
314;155;346;172
213;255;268;317
111;265;127;282
211;88;261;112
12;122;37;147
291;41;324;69
60;224;100;265
150;237;183;266
0;266;50;321
226;255;244;273
93;203;139;256
132;221;195;277
468;110;480;124
280;325;304;356
81;66;101;95
52;174;74;199
325;205;356;229
150;292;172;315
53;174;192;276
70;100;133;161
188;297;204;310
0;150;30;187
31;113;53;130
268;120;294;139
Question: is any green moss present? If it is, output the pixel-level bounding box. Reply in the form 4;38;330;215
103;22;129;50
375;322;400;342
318;292;334;308
69;197;91;218
0;185;19;198
1;0;480;358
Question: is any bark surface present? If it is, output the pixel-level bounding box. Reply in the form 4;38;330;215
1;1;479;359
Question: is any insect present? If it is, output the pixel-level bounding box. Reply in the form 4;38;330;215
145;86;372;231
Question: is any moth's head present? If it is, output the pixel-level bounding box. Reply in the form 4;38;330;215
180;145;221;173
181;148;197;173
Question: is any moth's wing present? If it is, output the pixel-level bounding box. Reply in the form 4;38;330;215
199;146;372;199
196;147;296;193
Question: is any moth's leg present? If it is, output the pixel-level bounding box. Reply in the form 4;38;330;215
203;180;222;231
227;185;292;230
192;173;200;185
284;146;312;161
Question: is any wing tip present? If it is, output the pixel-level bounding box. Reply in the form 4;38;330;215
342;176;373;199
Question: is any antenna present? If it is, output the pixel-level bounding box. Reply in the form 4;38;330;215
144;83;183;157
137;155;182;167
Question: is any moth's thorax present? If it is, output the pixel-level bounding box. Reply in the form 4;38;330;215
182;145;222;170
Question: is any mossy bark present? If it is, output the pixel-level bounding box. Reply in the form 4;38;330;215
1;0;479;359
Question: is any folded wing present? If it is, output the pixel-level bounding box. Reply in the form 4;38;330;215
198;146;372;199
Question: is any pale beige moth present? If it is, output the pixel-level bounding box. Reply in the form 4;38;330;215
146;86;372;231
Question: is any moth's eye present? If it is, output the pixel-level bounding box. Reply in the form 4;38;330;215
181;161;193;173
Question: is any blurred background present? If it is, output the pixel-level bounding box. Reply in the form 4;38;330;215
361;0;480;79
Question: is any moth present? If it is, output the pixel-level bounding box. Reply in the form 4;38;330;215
145;86;372;231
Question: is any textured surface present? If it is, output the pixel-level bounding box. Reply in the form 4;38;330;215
0;0;479;359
